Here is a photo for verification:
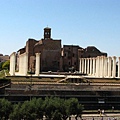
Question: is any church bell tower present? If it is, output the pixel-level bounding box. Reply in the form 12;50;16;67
44;27;51;40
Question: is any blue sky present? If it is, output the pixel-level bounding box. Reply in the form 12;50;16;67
0;0;120;56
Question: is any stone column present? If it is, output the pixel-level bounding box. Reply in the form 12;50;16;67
95;57;98;77
24;53;28;75
96;56;100;77
35;53;40;75
18;54;21;74
79;58;82;73
19;54;23;75
118;57;120;78
98;56;101;77
90;58;92;75
108;57;112;77
112;56;116;78
87;58;90;75
82;58;84;74
84;58;87;74
18;53;28;75
10;52;16;76
104;57;108;77
92;58;96;76
101;56;104;77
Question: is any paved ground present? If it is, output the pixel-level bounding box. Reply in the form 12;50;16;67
66;113;120;120
41;113;120;120
81;116;120;120
66;117;120;120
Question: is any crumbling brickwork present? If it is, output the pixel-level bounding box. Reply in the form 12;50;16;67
16;27;107;72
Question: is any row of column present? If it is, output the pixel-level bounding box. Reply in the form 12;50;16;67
79;56;120;78
10;52;41;76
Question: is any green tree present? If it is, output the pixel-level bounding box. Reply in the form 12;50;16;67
9;98;44;120
67;98;84;120
75;103;84;120
0;98;12;120
52;109;62;120
50;97;62;120
35;98;44;119
42;97;84;120
0;97;83;120
9;103;22;120
42;97;55;120
2;60;10;70
0;62;4;70
57;98;69;120
42;97;70;120
20;100;37;120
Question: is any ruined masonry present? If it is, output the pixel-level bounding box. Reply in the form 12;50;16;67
10;52;120;78
10;52;40;76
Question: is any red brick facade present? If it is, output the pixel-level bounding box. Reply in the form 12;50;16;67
63;45;107;72
17;27;107;72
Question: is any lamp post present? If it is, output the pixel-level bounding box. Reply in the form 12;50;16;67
112;106;114;112
28;68;33;101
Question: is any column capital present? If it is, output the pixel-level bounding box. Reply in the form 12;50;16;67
10;52;16;57
97;56;101;60
108;56;112;59
36;53;41;55
113;56;116;59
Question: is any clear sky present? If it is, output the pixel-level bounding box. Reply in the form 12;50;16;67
0;0;120;56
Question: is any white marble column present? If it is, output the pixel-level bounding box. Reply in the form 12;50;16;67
19;53;28;75
90;58;93;75
19;54;22;74
35;53;40;75
92;58;96;76
84;58;87;74
112;56;116;78
24;53;28;75
95;57;98;77
10;52;16;76
108;57;112;77
99;56;102;77
79;58;82;73
87;58;90;75
101;56;104;77
103;57;108;77
82;58;84;74
96;56;100;77
19;54;23;75
118;57;120;78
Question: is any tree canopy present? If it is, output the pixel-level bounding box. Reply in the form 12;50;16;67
1;60;10;70
0;97;84;120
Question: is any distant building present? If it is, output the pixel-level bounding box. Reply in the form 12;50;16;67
78;46;107;59
0;54;9;63
17;27;61;72
62;45;107;72
62;45;81;71
16;27;107;72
